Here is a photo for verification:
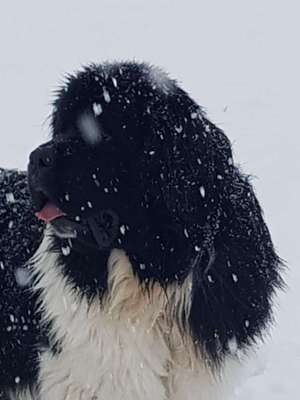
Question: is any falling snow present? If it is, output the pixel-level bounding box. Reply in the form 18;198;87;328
199;186;206;198
15;267;31;287
92;173;100;187
6;192;15;203
204;124;211;133
103;87;111;103
0;4;297;397
183;228;189;238
77;113;103;145
175;125;183;134
61;245;71;256
92;102;103;116
111;77;118;88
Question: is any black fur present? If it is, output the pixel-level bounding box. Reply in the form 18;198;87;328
0;169;44;391
0;62;283;393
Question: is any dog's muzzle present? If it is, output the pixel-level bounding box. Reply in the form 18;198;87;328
28;142;120;253
28;141;56;212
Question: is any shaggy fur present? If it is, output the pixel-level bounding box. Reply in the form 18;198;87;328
0;62;283;399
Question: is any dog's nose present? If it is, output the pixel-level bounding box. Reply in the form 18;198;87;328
29;143;54;168
28;142;56;212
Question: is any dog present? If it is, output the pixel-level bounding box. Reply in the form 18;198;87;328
0;62;283;399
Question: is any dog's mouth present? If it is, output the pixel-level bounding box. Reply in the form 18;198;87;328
35;201;120;252
35;201;66;223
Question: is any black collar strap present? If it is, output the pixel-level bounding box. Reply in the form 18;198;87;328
50;209;120;254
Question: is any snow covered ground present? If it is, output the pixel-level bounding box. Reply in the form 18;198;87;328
0;1;299;398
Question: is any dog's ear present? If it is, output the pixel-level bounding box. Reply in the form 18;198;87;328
142;89;234;244
188;167;283;364
145;93;283;364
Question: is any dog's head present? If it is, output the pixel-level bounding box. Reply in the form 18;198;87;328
28;62;231;284
28;61;282;364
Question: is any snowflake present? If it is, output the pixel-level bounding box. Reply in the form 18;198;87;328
199;186;206;198
92;103;103;116
6;192;15;203
103;87;111;103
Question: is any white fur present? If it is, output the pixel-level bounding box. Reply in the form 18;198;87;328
8;387;38;400
11;228;244;400
148;65;175;94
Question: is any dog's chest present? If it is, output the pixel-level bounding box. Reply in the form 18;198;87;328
29;244;237;400
36;248;179;399
39;314;171;400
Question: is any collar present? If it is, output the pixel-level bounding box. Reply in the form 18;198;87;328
50;210;120;254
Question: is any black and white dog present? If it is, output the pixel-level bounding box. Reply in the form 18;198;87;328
0;62;283;399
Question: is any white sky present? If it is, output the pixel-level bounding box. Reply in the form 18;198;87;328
0;1;299;398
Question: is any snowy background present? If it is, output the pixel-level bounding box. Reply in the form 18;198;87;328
0;1;299;398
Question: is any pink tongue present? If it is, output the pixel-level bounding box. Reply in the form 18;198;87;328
35;202;66;223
